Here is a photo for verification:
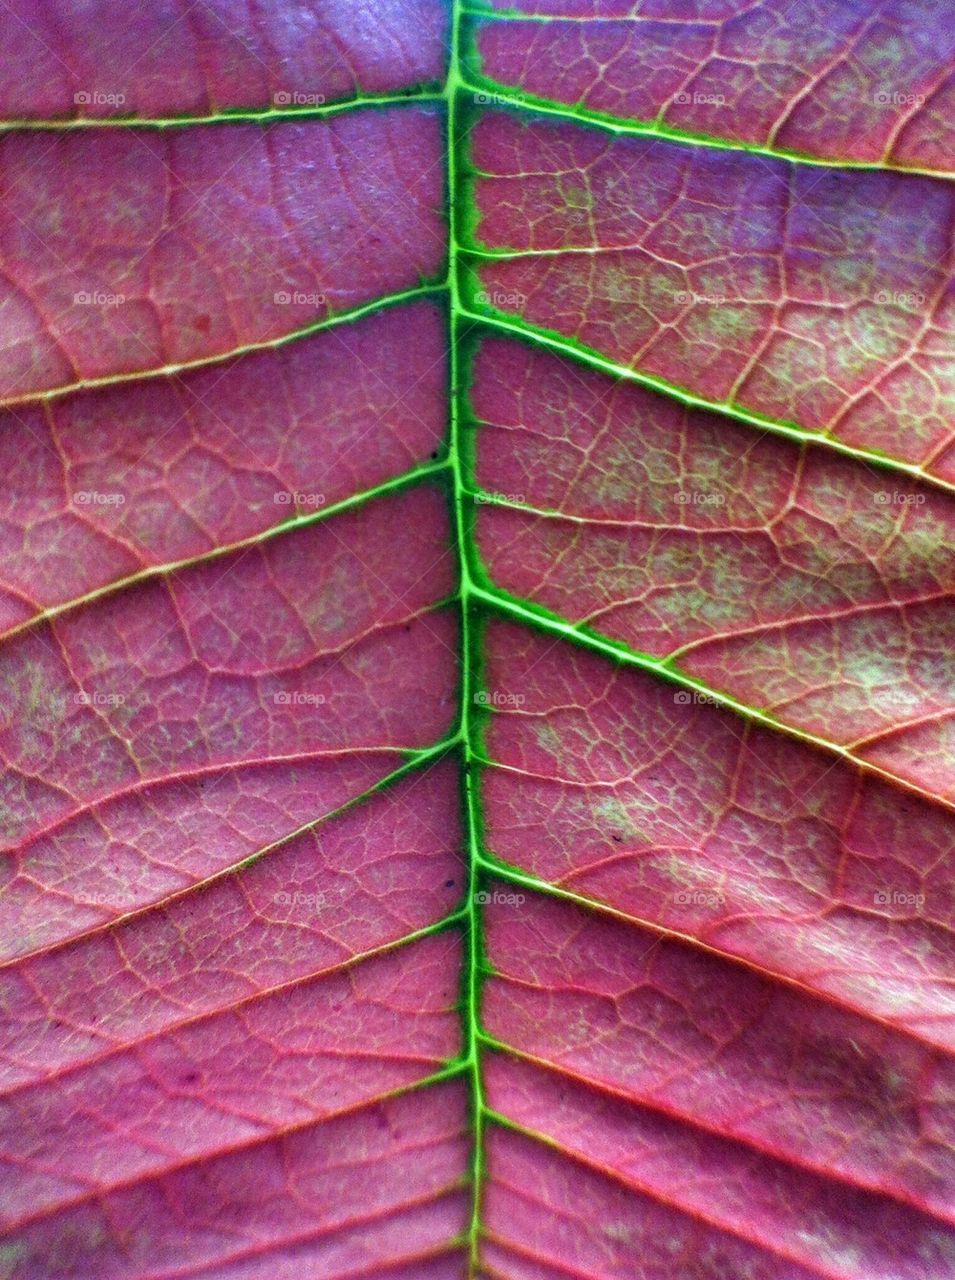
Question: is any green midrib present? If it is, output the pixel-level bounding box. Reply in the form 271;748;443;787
445;5;489;1268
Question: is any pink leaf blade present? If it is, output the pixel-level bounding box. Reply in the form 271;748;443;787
480;887;955;1272
471;335;955;804
478;618;955;1047
0;109;445;401
0;299;447;636
467;0;955;175
0;0;449;120
465;110;955;481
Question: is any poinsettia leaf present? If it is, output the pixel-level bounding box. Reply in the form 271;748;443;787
0;2;952;1278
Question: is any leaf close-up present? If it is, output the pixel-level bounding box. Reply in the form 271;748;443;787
0;2;953;1277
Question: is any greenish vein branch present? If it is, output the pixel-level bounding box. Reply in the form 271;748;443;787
457;306;955;498
454;62;954;182
0;89;446;131
469;580;955;815
0;283;445;409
